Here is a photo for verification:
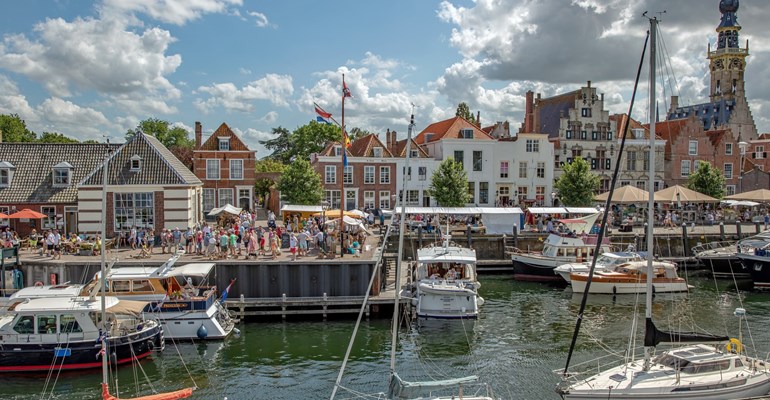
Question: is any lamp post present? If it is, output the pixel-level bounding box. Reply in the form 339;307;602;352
551;191;558;207
514;190;518;206
738;141;748;194
320;201;329;226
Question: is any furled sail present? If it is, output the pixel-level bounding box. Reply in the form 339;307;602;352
388;372;480;399
644;318;729;347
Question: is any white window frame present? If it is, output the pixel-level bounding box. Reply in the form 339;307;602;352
379;166;390;184
325;165;336;184
113;193;154;231
130;155;142;172
726;185;736;195
724;163;733;179
364;166;375;184
526;139;540;152
229;159;244;180
41;206;56;229
500;161;509;178
536;162;545;178
681;160;691;177
688;140;698;156
0;169;8;187
53;168;70;187
206;159;220;180
373;147;383;157
363;191;376;209
418;166;427;181
379;191;390;209
0;206;8;226
203;188;216;212
325;190;341;209
519;162;527;179
757;146;765;159
725;143;733;156
460;128;473;139
343;166;353;184
218;138;230;151
218;188;234;207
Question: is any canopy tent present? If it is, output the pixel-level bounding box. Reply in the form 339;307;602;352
0;213;8;219
207;204;242;217
313;209;362;218
280;204;323;218
391;206;524;235
653;185;718;203
526;207;604;214
7;208;46;219
722;199;760;207
726;189;770;202
325;215;371;234
594;185;649;204
557;213;600;234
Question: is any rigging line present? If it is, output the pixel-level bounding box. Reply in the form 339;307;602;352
562;27;651;377
656;23;680;113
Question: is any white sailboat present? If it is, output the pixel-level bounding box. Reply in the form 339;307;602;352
556;15;770;399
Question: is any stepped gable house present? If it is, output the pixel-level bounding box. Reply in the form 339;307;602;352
77;131;202;236
0;140;119;237
192;122;256;213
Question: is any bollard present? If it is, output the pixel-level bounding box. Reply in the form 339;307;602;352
467;226;472;248
417;226;423;248
736;221;742;240
719;222;725;241
512;225;518;248
755;222;761;234
681;223;689;257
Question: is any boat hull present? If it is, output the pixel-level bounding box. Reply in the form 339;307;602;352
512;256;567;283
739;255;770;288
413;281;482;319
698;254;748;279
0;324;163;372
570;277;690;294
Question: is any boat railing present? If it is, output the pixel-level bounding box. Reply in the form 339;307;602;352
691;241;736;254
553;350;635;385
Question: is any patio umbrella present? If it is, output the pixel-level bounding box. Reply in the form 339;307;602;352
7;209;46;219
726;189;770;202
653;185;718;203
594;185;650;204
312;209;362;218
0;213;8;219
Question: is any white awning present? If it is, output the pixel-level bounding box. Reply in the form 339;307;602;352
526;207;601;214
166;263;216;278
392;206;523;215
208;204;242;216
280;204;323;213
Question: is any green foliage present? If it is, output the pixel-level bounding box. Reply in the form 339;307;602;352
259;126;291;162
126;118;193;149
429;158;470;206
261;121;343;164
0;114;37;142
554;157;600;206
38;132;79;143
348;127;372;140
687;161;725;199
276;158;323;205
455;102;476;125
254;159;286;202
82;139;100;144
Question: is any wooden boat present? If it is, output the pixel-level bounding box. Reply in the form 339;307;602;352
570;260;690;294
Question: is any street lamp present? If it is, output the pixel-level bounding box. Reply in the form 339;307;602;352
738;141;749;194
551;191;558;207
320;200;329;228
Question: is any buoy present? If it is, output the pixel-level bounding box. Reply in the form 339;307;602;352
197;324;209;339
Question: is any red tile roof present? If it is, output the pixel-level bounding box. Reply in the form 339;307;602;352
198;123;251;151
414;116;493;144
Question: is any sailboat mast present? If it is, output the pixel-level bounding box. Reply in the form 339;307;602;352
389;111;415;376
100;143;109;387
644;16;658;368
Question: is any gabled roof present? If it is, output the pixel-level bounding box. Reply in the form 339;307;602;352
348;134;393;157
80;132;202;186
392;138;430;158
414;116;493;144
0;143;119;203
648;118;691;161
705;129;730;148
667;98;735;131
535;89;579;138
613;114;663;140
197;123;251;151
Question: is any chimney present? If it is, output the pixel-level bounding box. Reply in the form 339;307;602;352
195;121;202;148
476;111;481;127
669;95;679;114
391;130;397;149
587;80;591;88
524;91;534;133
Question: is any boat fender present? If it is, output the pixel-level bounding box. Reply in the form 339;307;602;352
651;285;656;295
136;323;143;331
233;328;241;338
146;340;154;351
612;286;617;295
197;324;209;339
411;298;417;306
726;338;743;354
110;352;117;366
478;297;485;306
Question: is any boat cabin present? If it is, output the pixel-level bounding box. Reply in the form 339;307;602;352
414;245;477;282
541;233;612;262
614;262;679;279
654;345;745;375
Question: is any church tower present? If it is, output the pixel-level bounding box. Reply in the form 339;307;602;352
707;0;757;139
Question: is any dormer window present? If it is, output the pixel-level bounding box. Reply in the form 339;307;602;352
218;138;231;151
334;145;342;156
460;128;473;139
410;149;419;158
373;147;383;157
52;161;73;187
130;155;142;172
0;161;14;187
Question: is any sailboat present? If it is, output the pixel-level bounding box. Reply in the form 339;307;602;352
96;145;195;400
331;112;494;400
556;15;770;399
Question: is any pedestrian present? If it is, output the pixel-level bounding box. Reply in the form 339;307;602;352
129;226;137;250
147;228;155;254
172;227;182;252
229;229;238;258
297;229;308;257
290;233;298;261
219;229;229;259
765;212;769;231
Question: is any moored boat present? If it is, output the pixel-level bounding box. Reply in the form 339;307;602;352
554;250;645;283
569;260;690;294
735;232;770;288
692;240;748;279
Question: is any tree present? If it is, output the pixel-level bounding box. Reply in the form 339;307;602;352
554;157;600;206
455;102;476;125
429;158;470;206
126;118;194;149
348;127;373;140
687;161;725;199
0;114;36;142
254;158;286;205
288;121;342;162
276;158;323;205
38;131;79;143
259;126;291;162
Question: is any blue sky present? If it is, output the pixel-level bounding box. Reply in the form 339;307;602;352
1;0;769;157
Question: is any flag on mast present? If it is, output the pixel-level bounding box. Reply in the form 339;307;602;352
314;102;332;119
341;77;352;149
342;79;352;98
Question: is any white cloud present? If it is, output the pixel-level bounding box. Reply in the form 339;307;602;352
247;11;270;28
101;0;243;25
0;74;37;122
36;97;117;140
260;111;278;124
239;67;252;75
194;73;294;113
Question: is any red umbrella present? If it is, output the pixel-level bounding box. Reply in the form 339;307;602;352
8;209;47;219
0;213;8;219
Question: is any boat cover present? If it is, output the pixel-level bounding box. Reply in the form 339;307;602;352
389;372;480;399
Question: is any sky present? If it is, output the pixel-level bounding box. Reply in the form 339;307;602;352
1;0;769;157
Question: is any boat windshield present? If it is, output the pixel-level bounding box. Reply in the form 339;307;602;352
654;354;690;371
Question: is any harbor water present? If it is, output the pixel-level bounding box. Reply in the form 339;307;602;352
7;273;770;399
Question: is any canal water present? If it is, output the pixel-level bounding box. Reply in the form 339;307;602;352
8;273;770;400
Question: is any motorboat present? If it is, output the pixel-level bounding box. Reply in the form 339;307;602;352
411;236;484;319
692;240;748;279
569;260;690;295
0;296;163;372
10;253;236;339
510;213;613;282
554;250;645;283
735;232;770;288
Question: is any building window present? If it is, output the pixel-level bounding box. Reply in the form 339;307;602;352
411;149;419;158
343;166;353;184
373;147;383;157
519;162;527;179
725;143;733;155
406;190;420;206
418;166;427;181
518;186;528;201
114;192;154;231
500;161;509;178
402;166;412;180
454;150;464;169
566;130;572;139
0;169;8;186
334;146;342;156
379;191;390;209
218;188;233;206
756;146;765;159
724;163;733;179
694;160;700;171
627;151;637;171
467;182;475;203
364;166;375;184
479;182;489;204
581;108;591;117
526;139;540;152
363;191;375;209
206;160;220;180
203;188;216;211
53;169;70;187
238;188;251;210
380;166;390;184
218;138;230;151
230;159;243;180
0;206;8;226
643;151;650;171
536;186;546;205
325;190;341;209
636;181;646;190
129;155;141;172
681;160;691;177
581;131;587;140
688;140;698;155
591;131;598;140
726;185;736;195
460;128;473;139
537;162;545;178
473;151;482;171
41;206;56;229
325;165;336;184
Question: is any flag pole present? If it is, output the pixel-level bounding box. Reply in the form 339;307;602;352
339;74;346;258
